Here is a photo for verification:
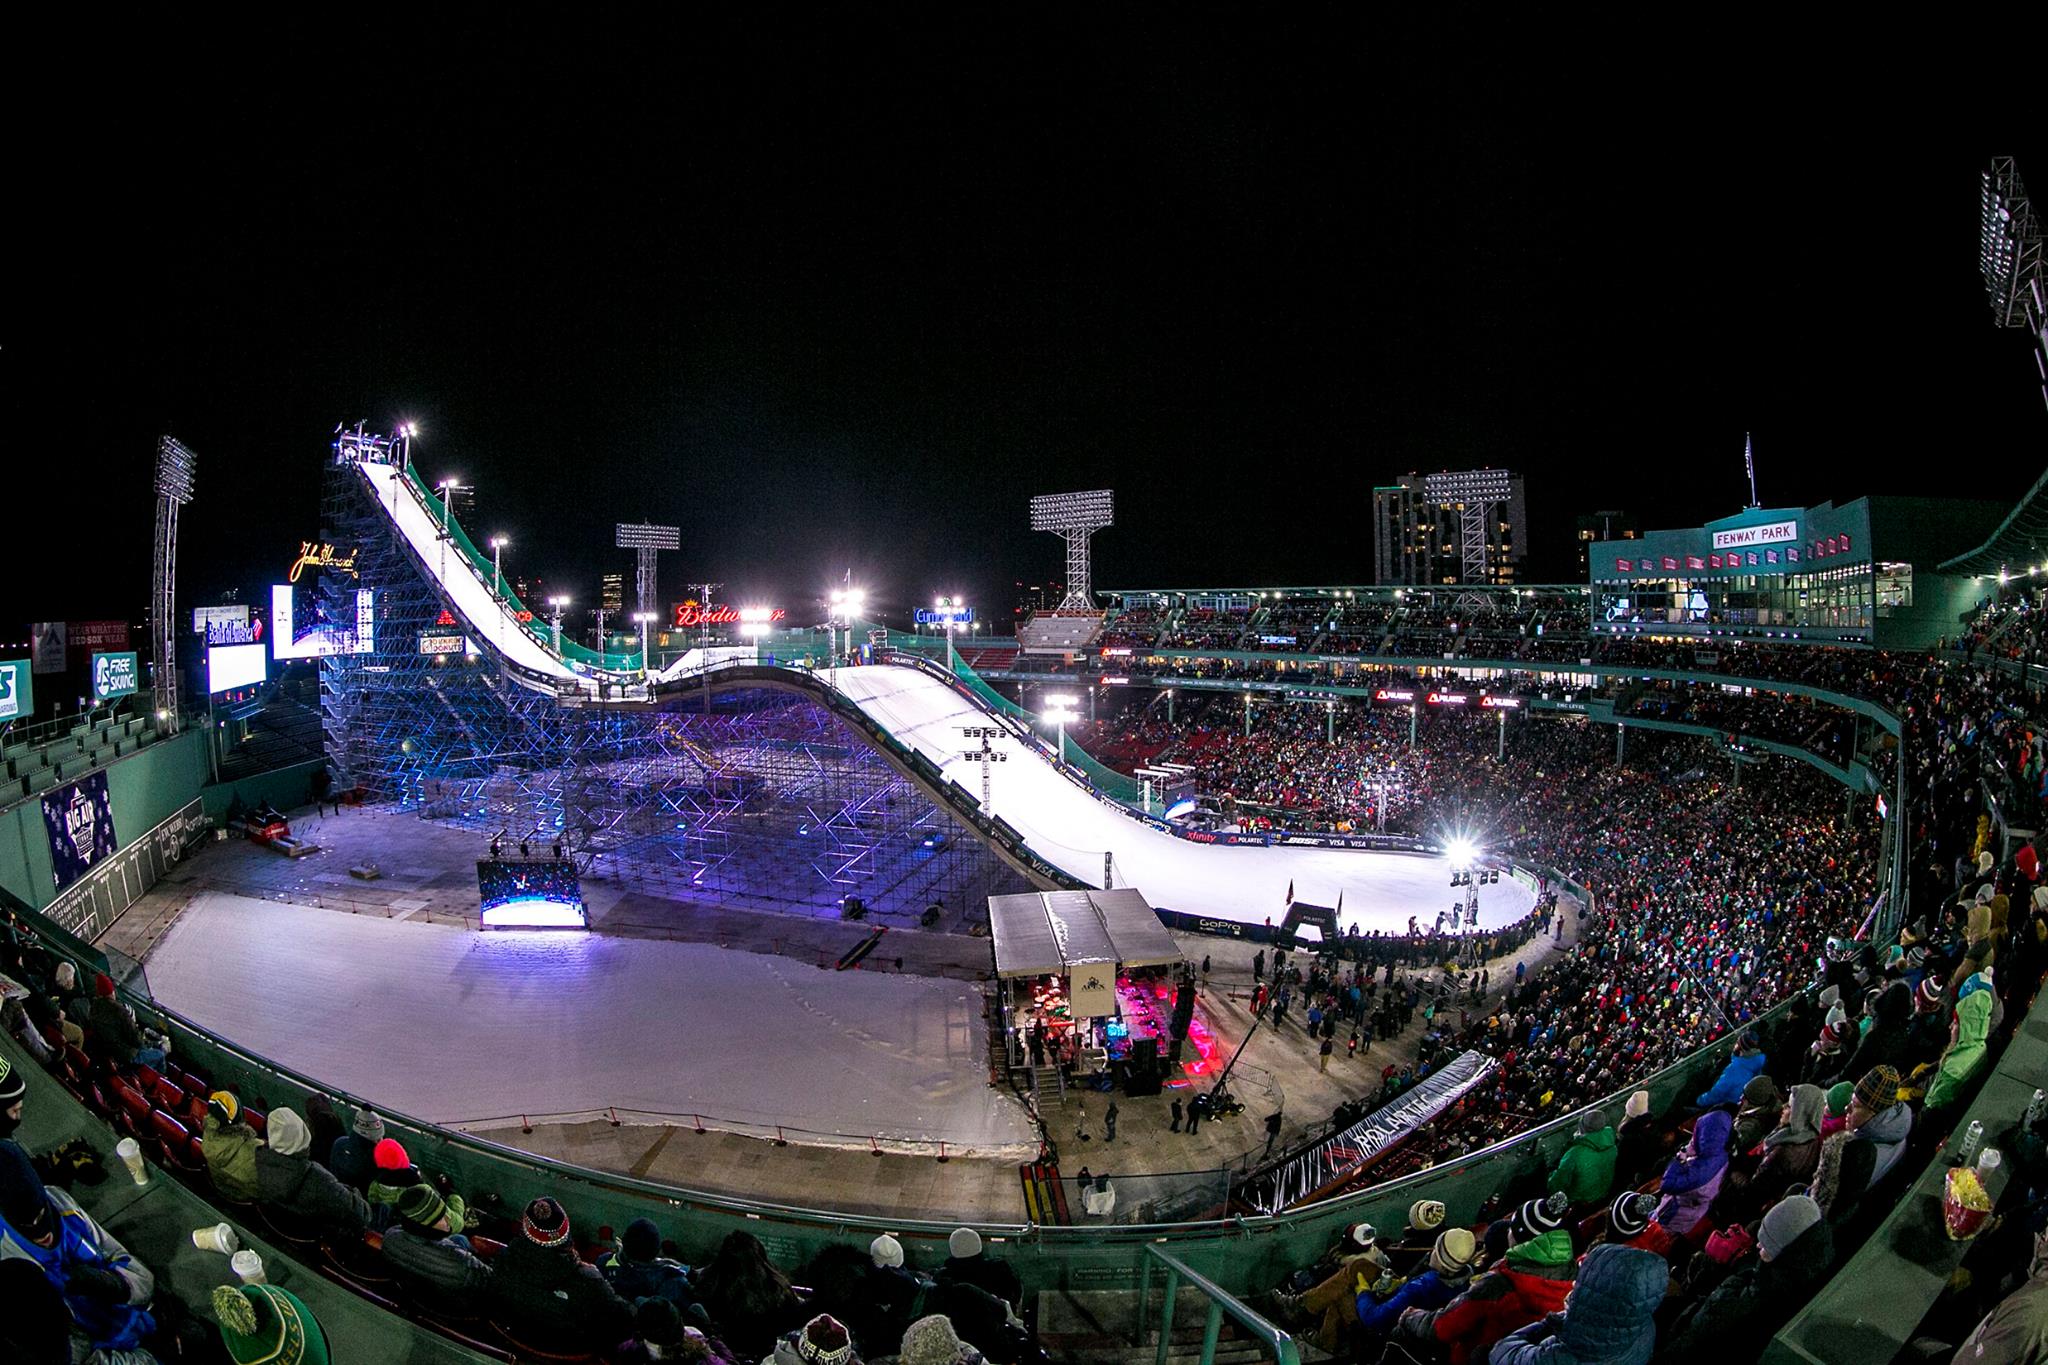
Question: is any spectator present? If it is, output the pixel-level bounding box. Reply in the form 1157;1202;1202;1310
202;1090;262;1203
328;1107;383;1190
1548;1110;1618;1206
938;1227;1022;1309
1653;1109;1731;1238
1946;1226;2048;1365
0;1140;159;1363
898;1314;982;1365
1399;1199;1575;1365
1731;1083;1826;1219
695;1230;806;1364
252;1106;371;1238
210;1281;329;1365
1486;1243;1667;1365
1695;1032;1768;1109
487;1197;634;1351
1847;1065;1914;1187
600;1217;698;1314
1353;1227;1479;1344
379;1182;491;1317
860;1234;923;1350
765;1313;859;1365
365;1138;424;1207
1729;1074;1785;1154
1924;989;1994;1114
1603;1192;1675;1258
1658;1195;1833;1365
0;1257;72;1364
0;1057;24;1142
1832;982;1915;1086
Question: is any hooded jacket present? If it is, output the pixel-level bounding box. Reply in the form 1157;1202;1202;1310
1828;983;1914;1087
1695;1048;1768;1110
1486;1245;1668;1365
1730;1074;1785;1153
253;1145;371;1236
1410;1230;1575;1365
488;1237;635;1347
1657;1215;1833;1365
1856;1101;1915;1188
1548;1124;1618;1206
1354;1267;1471;1338
202;1113;262;1203
1653;1110;1731;1236
380;1223;492;1313
1926;990;1994;1111
1953;1234;2048;1365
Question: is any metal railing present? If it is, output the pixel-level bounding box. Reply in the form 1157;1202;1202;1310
1143;1246;1301;1365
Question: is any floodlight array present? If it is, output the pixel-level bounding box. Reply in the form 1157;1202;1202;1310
1030;488;1115;531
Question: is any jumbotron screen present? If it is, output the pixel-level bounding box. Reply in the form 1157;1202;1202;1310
476;857;587;929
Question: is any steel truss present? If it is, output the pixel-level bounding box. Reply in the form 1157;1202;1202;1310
320;460;1027;919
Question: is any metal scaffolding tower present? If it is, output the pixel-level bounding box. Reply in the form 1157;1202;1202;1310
616;522;680;619
1982;157;2048;415
150;437;197;732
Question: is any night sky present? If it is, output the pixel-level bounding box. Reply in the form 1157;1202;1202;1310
9;20;2043;633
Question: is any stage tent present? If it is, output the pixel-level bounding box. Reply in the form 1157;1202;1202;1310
989;888;1183;1017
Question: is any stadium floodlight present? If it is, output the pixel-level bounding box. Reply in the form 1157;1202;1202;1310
1443;835;1478;867
546;595;572;654
616;522;681;618
739;607;775;640
828;585;866;661
1042;692;1082;764
151;435;198;734
632;611;657;674
489;536;509;596
435;477;462;532
1981;158;2048;417
1029;488;1115;611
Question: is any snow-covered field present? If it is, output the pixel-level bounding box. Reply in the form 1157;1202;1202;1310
145;893;1033;1153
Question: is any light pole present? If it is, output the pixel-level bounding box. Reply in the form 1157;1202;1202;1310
1043;693;1080;766
435;477;461;534
547;595;571;655
934;595;967;672
633;612;656;676
490;536;508;598
829;585;865;664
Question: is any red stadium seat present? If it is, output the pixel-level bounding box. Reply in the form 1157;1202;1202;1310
150;1110;201;1170
487;1322;598;1364
147;1075;186;1113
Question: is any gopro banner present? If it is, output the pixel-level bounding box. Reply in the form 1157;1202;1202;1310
91;652;141;702
1239;1050;1497;1213
0;659;31;721
43;771;120;893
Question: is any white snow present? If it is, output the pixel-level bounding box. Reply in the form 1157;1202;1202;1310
145;893;1033;1152
821;665;1538;934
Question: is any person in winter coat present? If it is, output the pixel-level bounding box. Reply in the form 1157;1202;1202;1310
202;1090;262;1203
252;1107;371;1238
1949;1225;2048;1365
1926;989;1995;1113
599;1217;698;1314
379;1183;491;1317
1548;1112;1618;1207
764;1313;860;1365
1658;1196;1833;1365
863;1235;924;1351
364;1139;425;1208
1846;1065;1915;1188
1694;1033;1767;1109
1828;982;1914;1088
1725;1085;1825;1223
1486;1243;1667;1365
327;1108;384;1191
1353;1228;1480;1342
1729;1073;1785;1154
937;1227;1022;1309
0;1140;159;1365
1600;1193;1675;1259
1400;1226;1575;1365
695;1230;807;1364
487;1198;634;1351
1653;1109;1731;1237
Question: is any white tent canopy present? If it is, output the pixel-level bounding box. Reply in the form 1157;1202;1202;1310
988;888;1183;980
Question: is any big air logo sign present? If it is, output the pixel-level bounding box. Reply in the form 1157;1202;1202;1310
42;771;119;893
0;660;30;721
91;652;140;701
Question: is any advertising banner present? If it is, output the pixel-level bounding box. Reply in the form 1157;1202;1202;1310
192;605;250;634
1240;1050;1497;1213
42;771;120;893
1066;964;1118;1019
90;652;140;702
0;659;32;721
418;632;467;657
206;643;268;694
272;583;374;658
69;621;130;652
31;622;66;674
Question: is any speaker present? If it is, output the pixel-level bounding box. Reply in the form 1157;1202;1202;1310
1123;1067;1162;1097
1133;1038;1159;1069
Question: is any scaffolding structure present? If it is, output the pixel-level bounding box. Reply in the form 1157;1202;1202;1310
319;446;1028;920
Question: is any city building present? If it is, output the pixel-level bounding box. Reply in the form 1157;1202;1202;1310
1589;497;2005;648
601;572;625;615
1574;510;1638;580
1373;468;1526;586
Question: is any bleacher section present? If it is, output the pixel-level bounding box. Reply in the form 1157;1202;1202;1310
218;698;326;782
1015;610;1104;654
1;707;162;804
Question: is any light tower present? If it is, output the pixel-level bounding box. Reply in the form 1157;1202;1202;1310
1029;488;1114;611
1422;468;1514;586
1982;157;2047;415
150;436;197;732
616;523;681;620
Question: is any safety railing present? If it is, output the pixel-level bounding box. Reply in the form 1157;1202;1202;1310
1143;1246;1301;1365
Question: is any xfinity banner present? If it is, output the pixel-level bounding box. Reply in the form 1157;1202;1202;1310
43;771;120;894
1240;1050;1497;1213
91;652;141;702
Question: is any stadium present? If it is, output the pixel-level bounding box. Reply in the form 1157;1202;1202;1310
7;54;2048;1365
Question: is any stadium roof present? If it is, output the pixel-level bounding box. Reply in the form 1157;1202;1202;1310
1938;464;2048;576
987;888;1182;979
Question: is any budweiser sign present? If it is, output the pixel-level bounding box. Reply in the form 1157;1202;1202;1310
671;604;787;628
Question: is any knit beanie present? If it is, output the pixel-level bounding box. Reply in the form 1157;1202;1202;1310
0;1057;23;1107
54;961;75;991
1915;978;1945;1014
522;1196;571;1247
871;1233;905;1268
1624;1090;1650;1121
1817;984;1841;1010
372;1138;410;1172
94;972;115;998
623;1217;661;1262
901;1313;976;1365
266;1106;311;1157
1408;1199;1446;1233
211;1283;318;1365
1577;1110;1610;1136
1346;1221;1380;1249
394;1183;449;1231
1609;1191;1656;1238
1758;1194;1822;1261
1825;1082;1855;1118
948;1226;982;1259
208;1090;240;1125
1853;1065;1902;1114
0;1138;53;1239
353;1108;385;1142
1511;1192;1569;1241
1428;1227;1478;1275
796;1314;854;1365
